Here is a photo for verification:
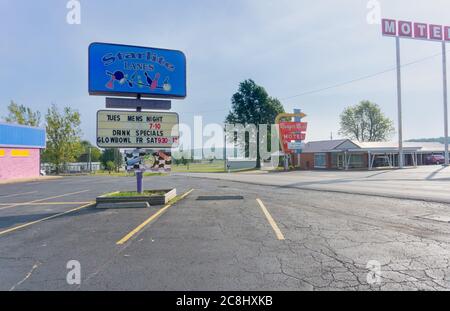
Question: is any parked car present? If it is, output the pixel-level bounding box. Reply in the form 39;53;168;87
426;154;445;165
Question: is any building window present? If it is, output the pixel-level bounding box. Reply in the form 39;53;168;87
349;154;364;168
314;153;327;168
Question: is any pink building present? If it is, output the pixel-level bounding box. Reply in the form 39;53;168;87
0;123;46;181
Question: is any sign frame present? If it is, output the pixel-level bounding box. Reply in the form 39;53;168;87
96;109;180;149
88;42;187;99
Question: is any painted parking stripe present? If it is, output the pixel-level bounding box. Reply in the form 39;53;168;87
116;189;195;245
0;191;38;199
0;190;90;211
0;202;95;237
0;202;92;206
256;198;285;240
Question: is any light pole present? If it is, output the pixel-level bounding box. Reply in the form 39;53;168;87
396;36;404;168
442;41;449;166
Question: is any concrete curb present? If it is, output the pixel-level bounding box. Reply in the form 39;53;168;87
96;189;177;207
96;202;150;209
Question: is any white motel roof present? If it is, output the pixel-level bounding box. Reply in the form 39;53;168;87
302;139;445;154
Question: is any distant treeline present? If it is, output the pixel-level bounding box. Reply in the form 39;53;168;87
406;137;447;144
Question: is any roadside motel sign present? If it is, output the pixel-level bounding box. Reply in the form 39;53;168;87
278;121;308;154
96;110;179;149
288;142;306;150
381;18;450;167
89;42;186;99
382;19;450;41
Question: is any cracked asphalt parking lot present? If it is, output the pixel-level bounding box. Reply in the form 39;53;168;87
0;172;450;291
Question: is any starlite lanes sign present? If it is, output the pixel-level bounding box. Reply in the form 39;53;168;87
96;110;179;148
382;18;450;41
89;42;186;98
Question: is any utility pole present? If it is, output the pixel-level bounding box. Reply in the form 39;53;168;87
442;41;449;166
88;146;92;173
396;36;404;168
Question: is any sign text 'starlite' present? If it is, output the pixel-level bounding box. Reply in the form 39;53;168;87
89;43;186;98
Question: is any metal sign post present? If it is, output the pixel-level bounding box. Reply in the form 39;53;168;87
396;36;404;168
442;41;450;166
294;108;302;168
136;103;143;194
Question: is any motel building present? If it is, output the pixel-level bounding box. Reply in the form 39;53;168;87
0;123;46;181
294;139;446;170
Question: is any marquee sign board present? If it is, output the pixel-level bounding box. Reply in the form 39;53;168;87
96;110;179;148
382;18;450;41
89;42;186;99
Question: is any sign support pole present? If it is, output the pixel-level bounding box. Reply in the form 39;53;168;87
136;95;143;194
294;109;302;168
396;36;404;169
442;41;449;166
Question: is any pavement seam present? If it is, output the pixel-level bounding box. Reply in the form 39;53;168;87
185;175;450;206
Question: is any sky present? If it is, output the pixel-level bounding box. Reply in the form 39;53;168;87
1;0;450;146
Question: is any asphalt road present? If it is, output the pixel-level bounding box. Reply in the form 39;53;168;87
0;172;450;290
188;165;450;203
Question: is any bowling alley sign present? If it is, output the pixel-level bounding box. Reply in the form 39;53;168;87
382;18;450;41
89;42;186;98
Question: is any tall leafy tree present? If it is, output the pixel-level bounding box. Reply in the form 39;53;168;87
226;79;284;168
77;140;102;162
42;104;83;174
3;100;41;126
101;149;123;172
339;100;394;142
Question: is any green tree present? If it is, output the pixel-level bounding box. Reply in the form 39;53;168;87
3;100;41;126
105;161;115;173
339;100;395;142
101;149;123;172
77;140;102;162
42;104;83;174
225;79;284;168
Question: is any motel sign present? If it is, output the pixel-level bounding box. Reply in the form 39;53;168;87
382;18;450;167
382;19;450;41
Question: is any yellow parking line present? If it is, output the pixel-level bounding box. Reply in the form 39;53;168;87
0;190;90;211
256;198;285;240
116;189;194;245
0;202;95;237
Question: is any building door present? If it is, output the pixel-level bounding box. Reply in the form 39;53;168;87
337;154;344;169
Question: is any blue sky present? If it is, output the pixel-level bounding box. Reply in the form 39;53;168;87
1;0;450;144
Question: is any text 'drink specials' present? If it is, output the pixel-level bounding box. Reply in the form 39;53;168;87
96;110;179;148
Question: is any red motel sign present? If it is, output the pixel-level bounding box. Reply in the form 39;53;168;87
382;18;450;41
279;122;308;154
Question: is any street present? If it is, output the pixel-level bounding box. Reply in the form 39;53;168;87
1;167;450;290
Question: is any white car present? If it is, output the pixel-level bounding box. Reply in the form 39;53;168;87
40;169;47;176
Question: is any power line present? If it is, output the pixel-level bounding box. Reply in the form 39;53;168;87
177;49;447;115
281;51;445;101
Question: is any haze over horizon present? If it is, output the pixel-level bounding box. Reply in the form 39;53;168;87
1;0;450;146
